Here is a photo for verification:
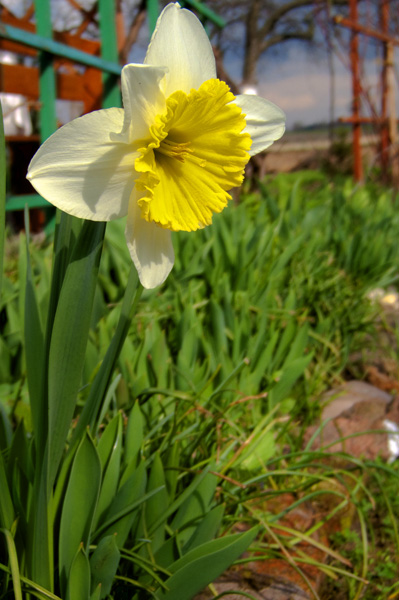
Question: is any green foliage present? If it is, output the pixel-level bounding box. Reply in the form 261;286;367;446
324;460;399;600
321;128;353;176
1;171;399;599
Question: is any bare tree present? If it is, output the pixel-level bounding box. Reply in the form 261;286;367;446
200;0;350;87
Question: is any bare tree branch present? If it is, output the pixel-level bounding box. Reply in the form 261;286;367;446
206;0;357;87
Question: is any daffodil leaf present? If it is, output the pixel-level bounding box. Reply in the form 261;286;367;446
100;460;147;548
46;211;83;336
59;432;101;597
70;266;142;446
66;545;90;600
145;453;169;553
47;220;105;486
24;209;45;458
90;535;120;598
171;467;218;548
0;452;14;530
154;527;259;600
93;414;123;530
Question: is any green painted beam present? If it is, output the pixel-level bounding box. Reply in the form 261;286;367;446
0;22;122;76
98;0;121;108
5;194;50;211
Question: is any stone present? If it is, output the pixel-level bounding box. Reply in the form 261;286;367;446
306;380;399;461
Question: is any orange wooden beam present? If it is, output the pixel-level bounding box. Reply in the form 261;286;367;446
334;15;399;46
0;10;103;114
0;63;102;114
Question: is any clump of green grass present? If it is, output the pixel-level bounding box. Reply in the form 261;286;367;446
2;172;399;598
321;459;399;600
3;172;399;437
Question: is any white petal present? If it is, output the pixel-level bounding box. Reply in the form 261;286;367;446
234;95;286;156
115;64;167;144
27;109;137;221
144;3;216;96
125;194;174;289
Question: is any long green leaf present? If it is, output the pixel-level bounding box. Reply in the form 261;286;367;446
155;527;259;600
93;413;123;530
24;208;46;459
47;220;105;486
155;505;225;570
90;535;120;599
171;468;218;547
149;465;213;536
59;432;101;596
99;460;147;548
0;402;12;452
30;459;53;591
183;504;225;553
0;452;14;529
45;211;83;343
94;485;165;540
146;453;169;553
90;584;102;600
66;544;91;600
1;528;22;600
70;267;142;445
123;400;144;472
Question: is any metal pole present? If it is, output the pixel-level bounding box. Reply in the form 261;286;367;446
382;0;399;187
349;0;362;182
387;40;399;186
381;0;389;180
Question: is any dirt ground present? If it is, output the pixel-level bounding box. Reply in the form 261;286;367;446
258;131;379;176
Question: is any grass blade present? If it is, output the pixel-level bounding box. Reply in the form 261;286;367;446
1;528;22;600
0;100;5;301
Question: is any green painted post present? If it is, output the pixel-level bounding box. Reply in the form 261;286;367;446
33;0;57;142
147;0;159;34
98;0;121;109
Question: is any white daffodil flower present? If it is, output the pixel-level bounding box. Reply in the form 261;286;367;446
27;2;285;289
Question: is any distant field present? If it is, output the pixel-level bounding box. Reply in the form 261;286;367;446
264;127;378;173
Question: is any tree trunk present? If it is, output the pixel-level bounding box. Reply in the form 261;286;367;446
242;0;261;86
